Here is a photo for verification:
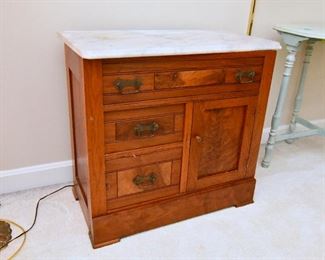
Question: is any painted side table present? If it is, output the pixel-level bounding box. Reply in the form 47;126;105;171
262;25;325;168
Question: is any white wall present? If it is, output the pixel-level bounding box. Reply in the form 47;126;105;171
1;0;251;170
1;0;324;175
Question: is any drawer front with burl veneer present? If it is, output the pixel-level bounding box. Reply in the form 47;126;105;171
104;104;184;153
105;143;182;210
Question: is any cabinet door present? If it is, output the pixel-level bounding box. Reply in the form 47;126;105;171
187;97;257;191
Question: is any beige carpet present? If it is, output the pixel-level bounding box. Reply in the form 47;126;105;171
1;136;324;259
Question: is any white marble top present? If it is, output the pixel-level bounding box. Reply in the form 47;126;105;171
59;30;281;59
274;25;325;40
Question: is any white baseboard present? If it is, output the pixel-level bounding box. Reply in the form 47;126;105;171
1;118;324;195
261;118;325;144
0;160;73;194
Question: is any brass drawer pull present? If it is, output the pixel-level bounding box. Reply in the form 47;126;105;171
133;173;157;186
235;70;256;83
134;121;160;136
113;78;143;94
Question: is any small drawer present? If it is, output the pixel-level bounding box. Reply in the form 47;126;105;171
155;69;225;89
104;104;184;153
225;66;263;84
105;144;182;209
102;56;265;105
103;73;154;94
117;161;174;197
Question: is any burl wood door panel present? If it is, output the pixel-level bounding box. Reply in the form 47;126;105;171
187;97;257;191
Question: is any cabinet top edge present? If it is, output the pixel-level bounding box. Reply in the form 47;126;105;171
59;30;281;59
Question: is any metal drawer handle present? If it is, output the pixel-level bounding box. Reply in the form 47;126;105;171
235;70;256;83
133;173;157;186
134;121;160;137
113;78;143;94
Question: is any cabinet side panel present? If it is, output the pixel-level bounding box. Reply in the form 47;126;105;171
65;45;91;227
246;51;277;176
70;74;90;199
83;59;107;217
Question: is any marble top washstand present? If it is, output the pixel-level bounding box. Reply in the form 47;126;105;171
59;30;281;59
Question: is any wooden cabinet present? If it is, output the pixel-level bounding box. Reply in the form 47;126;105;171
64;46;276;248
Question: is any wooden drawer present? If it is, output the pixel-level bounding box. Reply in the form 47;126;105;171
105;143;182;209
104;104;184;153
102;55;264;105
117;161;173;197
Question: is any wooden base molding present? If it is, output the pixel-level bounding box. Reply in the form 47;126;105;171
91;178;255;247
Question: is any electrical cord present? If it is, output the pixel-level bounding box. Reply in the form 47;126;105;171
0;184;74;251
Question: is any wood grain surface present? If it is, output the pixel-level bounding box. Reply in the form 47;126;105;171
64;45;276;248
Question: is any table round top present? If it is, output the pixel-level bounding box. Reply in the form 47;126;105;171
273;24;325;40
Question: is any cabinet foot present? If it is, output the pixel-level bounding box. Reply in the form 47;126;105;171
89;230;120;248
72;185;79;201
93;238;120;248
235;200;254;208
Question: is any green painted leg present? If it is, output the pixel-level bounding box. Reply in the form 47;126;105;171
286;40;316;144
262;33;307;168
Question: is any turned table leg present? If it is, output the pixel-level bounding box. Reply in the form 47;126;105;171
286;40;316;144
262;33;307;168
